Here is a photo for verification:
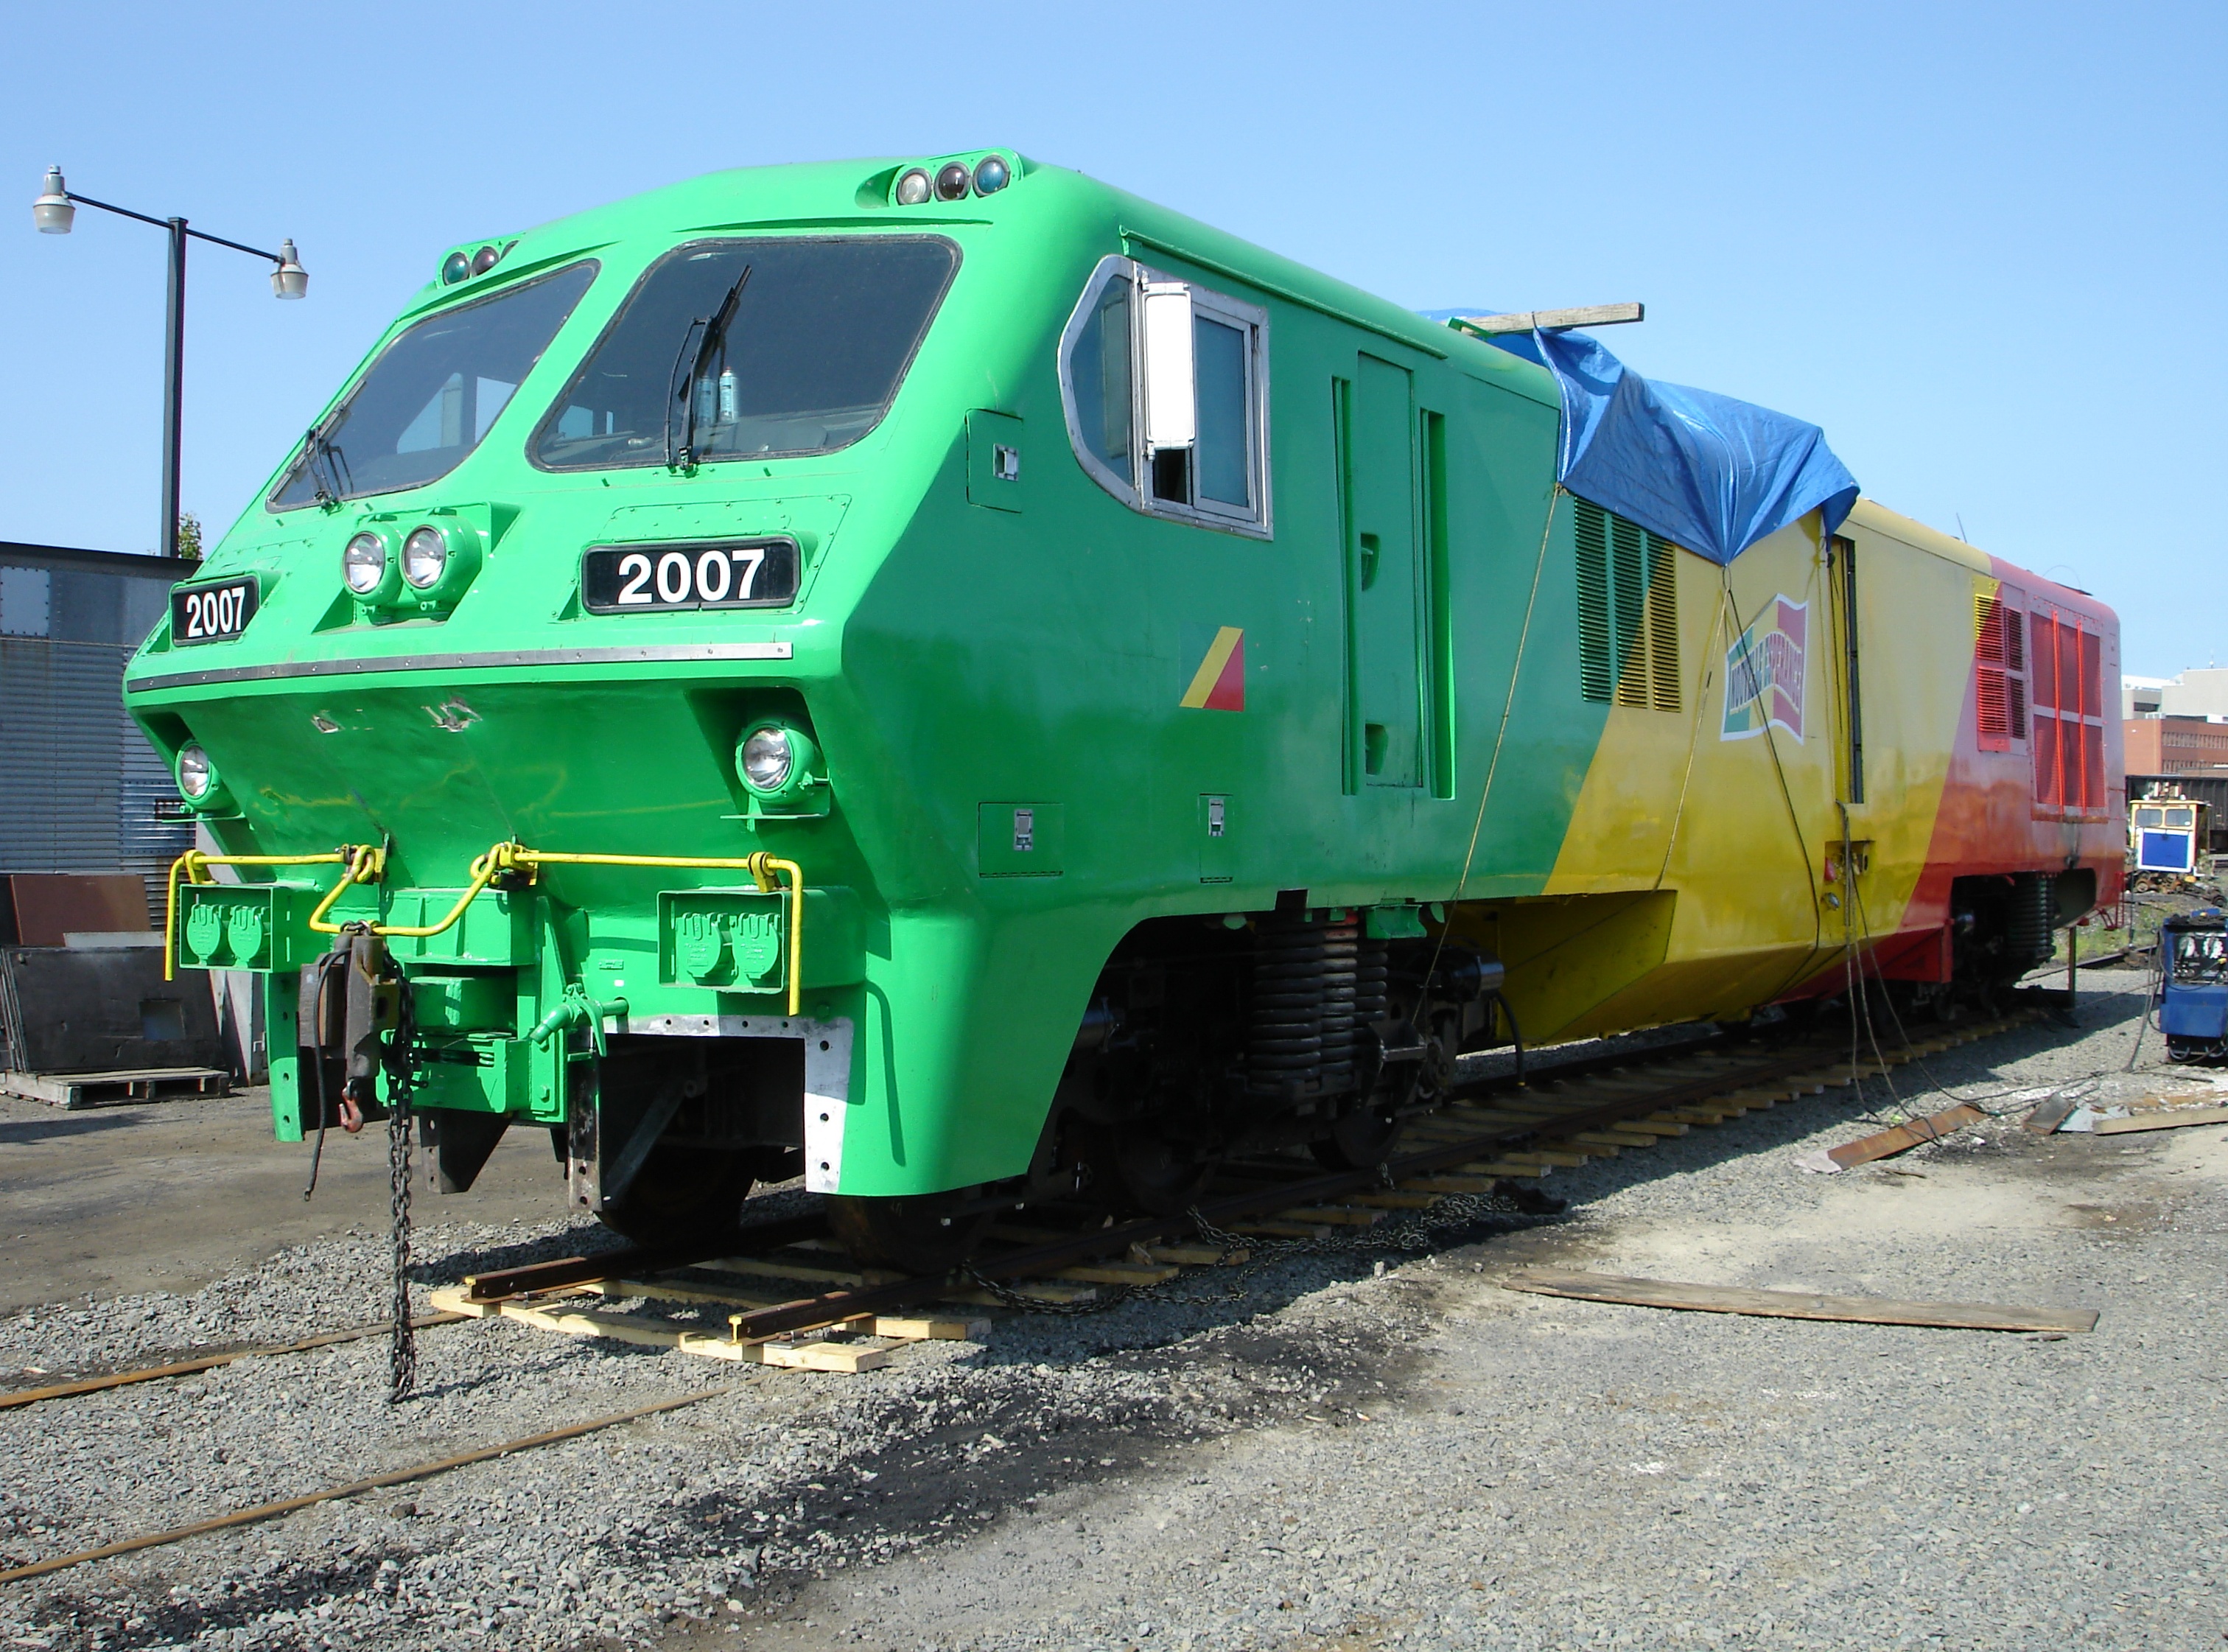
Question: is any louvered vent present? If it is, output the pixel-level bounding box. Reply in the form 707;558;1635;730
1574;500;1613;702
1574;497;1679;711
1975;593;2010;744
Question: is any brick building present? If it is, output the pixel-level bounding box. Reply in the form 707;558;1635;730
2124;715;2228;774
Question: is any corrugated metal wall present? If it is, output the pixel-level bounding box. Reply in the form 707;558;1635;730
0;638;126;869
0;550;194;926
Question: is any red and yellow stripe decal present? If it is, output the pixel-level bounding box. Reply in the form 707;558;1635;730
1180;626;1246;711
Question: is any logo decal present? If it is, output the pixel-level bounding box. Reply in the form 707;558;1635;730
1180;626;1246;711
1721;596;1807;742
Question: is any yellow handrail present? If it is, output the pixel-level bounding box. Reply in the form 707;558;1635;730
168;839;810;1015
164;847;365;981
304;844;388;934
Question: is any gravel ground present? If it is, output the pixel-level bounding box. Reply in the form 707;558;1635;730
4;976;2224;1651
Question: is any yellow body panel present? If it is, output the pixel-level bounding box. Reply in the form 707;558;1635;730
1479;498;1999;1043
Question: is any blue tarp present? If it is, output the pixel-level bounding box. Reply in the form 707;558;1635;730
1481;328;1860;566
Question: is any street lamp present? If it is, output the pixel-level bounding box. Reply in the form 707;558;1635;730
32;166;306;559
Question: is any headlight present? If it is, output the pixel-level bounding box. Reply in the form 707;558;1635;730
740;726;794;793
343;533;388;595
972;155;1010;195
894;167;932;206
176;743;214;800
934;161;971;201
403;526;449;589
441;250;470;285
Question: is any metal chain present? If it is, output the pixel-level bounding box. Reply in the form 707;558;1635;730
963;1183;1549;1319
384;993;420;1404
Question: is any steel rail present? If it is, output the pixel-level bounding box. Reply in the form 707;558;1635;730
462;1210;832;1303
0;1390;723;1586
0;1315;466;1413
458;1013;2040;1340
716;1037;1896;1341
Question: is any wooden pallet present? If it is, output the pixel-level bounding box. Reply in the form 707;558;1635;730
0;1066;231;1110
427;1284;991;1373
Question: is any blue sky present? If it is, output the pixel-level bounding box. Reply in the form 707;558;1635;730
2;0;2220;674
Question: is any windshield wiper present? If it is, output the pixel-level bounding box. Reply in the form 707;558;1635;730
302;422;352;505
665;266;752;471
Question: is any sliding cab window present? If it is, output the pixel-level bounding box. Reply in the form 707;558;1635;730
530;236;959;470
1059;255;1270;536
270;262;598;508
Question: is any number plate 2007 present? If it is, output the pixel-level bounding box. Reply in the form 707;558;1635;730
581;539;800;615
170;578;259;645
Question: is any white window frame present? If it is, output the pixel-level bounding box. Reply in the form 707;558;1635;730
1057;254;1272;539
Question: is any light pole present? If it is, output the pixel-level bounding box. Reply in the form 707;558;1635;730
33;167;306;560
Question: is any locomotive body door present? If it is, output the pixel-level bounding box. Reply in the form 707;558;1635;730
1339;354;1423;789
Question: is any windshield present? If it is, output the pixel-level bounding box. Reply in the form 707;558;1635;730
530;237;959;471
270;262;596;509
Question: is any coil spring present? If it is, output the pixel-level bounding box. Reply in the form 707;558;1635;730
1247;918;1360;1096
2005;872;2056;970
1353;934;1390;1082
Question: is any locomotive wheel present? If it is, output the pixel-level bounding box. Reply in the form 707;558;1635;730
827;1193;993;1273
1110;1130;1216;1217
1311;1103;1404;1171
596;1146;756;1249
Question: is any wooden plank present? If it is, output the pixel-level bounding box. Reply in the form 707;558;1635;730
698;1256;881;1288
1396;1175;1501;1194
1500;1267;2098;1334
1457;301;1644;334
1495;1149;1591;1169
1570;1130;1658;1149
1232;1219;1334;1239
586;1278;790;1311
1454;1159;1553;1177
1415;1110;1558;1134
1;1066;231;1108
2093;1105;2228;1135
1278;1204;1387;1227
428;1285;502;1320
872;1316;991;1342
499;1301;759;1360
1346;1189;1446;1209
1606;1116;1689;1137
2025;1093;2084;1134
1826;1102;1987;1169
757;1339;893;1373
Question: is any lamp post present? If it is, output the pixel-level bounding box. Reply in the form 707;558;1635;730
33;167;306;560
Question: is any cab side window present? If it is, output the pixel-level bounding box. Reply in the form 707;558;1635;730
1058;255;1270;537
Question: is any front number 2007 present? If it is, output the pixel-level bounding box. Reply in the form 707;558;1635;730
581;540;798;613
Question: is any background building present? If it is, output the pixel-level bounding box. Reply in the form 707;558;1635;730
0;542;190;922
2126;668;2228;723
2126;715;2228;774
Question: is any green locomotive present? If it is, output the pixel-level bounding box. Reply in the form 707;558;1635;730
130;151;2121;1267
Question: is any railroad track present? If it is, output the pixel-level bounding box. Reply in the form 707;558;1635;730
0;1005;2044;1408
0;1002;2053;1590
436;1005;2047;1373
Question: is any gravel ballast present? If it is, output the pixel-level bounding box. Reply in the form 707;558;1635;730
4;977;2223;1650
